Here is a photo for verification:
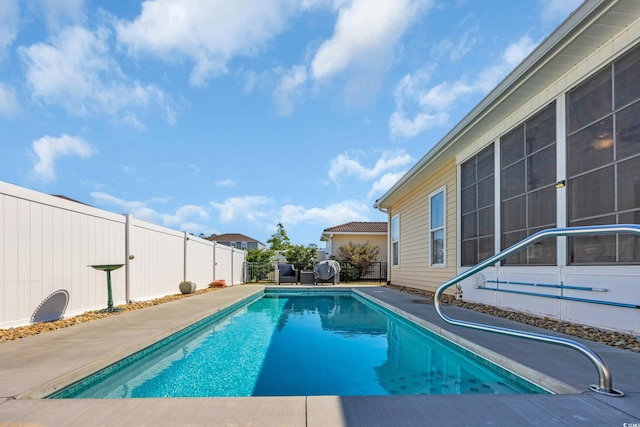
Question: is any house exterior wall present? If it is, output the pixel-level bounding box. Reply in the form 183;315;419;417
382;8;640;335
329;234;387;263
454;18;640;335
389;159;457;293
217;240;263;250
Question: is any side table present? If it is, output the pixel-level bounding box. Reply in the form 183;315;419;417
300;270;315;285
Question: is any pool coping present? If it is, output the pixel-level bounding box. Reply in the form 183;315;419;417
0;284;638;426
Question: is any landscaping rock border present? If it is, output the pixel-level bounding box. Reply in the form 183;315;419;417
0;287;220;343
388;284;640;353
3;284;638;354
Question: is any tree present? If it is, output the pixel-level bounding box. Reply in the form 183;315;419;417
246;248;275;263
267;222;291;251
246;248;275;282
338;241;379;279
284;244;317;270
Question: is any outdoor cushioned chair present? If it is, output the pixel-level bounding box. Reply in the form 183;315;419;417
275;263;299;285
314;260;340;285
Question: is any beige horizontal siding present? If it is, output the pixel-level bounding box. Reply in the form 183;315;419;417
389;158;457;293
330;234;387;263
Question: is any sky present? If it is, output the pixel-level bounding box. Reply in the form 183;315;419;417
0;0;584;247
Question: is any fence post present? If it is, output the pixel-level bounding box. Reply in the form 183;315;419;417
212;241;216;281
125;214;133;302
183;231;188;282
231;248;234;286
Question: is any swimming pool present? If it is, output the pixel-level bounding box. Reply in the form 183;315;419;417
49;289;548;398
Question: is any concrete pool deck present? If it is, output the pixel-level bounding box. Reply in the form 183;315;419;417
0;284;638;426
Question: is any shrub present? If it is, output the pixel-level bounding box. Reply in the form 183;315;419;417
338;241;379;279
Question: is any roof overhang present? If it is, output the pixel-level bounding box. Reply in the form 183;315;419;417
320;231;387;242
375;0;640;209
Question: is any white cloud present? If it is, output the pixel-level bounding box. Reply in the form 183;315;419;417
216;179;236;188
539;0;583;23
119;113;146;131
389;111;449;138
162;204;209;226
0;83;18;116
272;65;307;116
32;134;97;181
91;191;209;231
0;0;19;58
210;196;273;223
311;0;431;80
91;191;147;213
279;200;370;227
503;35;538;68
116;0;297;87
40;0;86;31
20;26;173;125
328;149;413;183
368;171;406;199
389;35;537;138
431;28;477;62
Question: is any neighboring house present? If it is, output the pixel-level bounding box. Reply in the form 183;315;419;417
206;233;265;250
374;0;640;335
320;222;388;263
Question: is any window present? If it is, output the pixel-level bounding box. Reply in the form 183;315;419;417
500;102;557;265
430;189;445;266
461;144;495;266
391;214;400;267
566;45;640;264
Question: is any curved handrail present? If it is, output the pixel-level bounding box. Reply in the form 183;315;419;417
434;224;640;397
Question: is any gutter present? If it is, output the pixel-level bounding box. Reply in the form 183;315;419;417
376;205;391;284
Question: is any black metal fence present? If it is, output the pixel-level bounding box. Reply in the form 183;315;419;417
243;261;387;283
243;262;276;283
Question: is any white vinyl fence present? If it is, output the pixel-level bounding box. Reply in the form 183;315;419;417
0;181;246;328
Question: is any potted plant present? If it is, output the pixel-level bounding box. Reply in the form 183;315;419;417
179;280;196;294
208;279;227;288
455;283;463;300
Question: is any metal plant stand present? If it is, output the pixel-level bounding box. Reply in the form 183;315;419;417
89;264;125;313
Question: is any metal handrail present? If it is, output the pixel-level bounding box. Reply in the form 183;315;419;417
434;224;640;397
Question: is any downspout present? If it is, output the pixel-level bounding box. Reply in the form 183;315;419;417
376;205;391;285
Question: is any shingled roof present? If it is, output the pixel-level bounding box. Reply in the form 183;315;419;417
205;233;264;244
323;221;387;233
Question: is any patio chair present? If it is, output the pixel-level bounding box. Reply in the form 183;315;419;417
31;289;69;323
314;260;340;285
275;263;299;285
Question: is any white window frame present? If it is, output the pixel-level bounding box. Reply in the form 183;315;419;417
429;187;446;267
391;214;400;267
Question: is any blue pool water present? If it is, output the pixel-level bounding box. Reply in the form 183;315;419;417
49;290;548;398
